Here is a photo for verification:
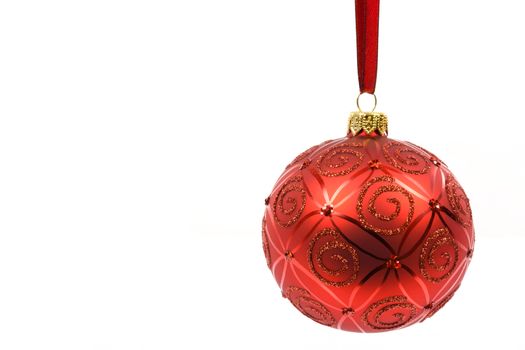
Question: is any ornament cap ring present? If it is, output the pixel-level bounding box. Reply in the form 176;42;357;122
348;111;388;136
356;92;377;113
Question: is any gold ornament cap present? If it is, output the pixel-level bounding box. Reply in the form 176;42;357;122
348;111;388;136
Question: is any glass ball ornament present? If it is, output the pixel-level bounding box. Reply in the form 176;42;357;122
261;112;474;332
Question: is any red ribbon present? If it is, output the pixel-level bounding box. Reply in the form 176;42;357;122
355;0;380;94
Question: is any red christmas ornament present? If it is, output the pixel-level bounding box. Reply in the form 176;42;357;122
261;0;475;333
262;132;474;332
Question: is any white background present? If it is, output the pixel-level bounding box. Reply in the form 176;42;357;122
0;0;523;349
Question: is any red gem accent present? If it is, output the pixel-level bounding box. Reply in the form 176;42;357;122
424;303;434;310
386;255;401;269
320;204;334;217
430;156;441;166
342;307;355;315
368;159;381;169
429;199;441;211
300;159;311;170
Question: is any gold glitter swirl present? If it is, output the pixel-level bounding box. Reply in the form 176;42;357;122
272;175;306;227
419;228;459;283
383;141;430;174
361;295;417;330
285;286;336;327
317;142;365;177
308;227;359;287
445;174;473;228
261;217;271;268
357;176;415;236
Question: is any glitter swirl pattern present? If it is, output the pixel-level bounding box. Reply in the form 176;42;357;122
272;175;306;227
383;141;430;174
446;174;473;228
317;142;365;177
361;295;417;330
407;142;446;167
308;227;359;287
419;228;459;283
261;218;271;268
285;286;336;327
356;175;415;236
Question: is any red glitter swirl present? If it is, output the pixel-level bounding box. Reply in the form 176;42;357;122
308;227;359;287
361;295;417;330
317;142;365;177
406;142;446;167
419;228;458;283
445;174;473;228
383;141;430;174
261;217;271;268
285;286;336;327
357;176;415;236
272;175;306;228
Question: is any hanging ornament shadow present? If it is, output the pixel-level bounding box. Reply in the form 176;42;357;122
261;0;474;333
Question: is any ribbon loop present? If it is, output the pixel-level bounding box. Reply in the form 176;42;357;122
355;0;380;94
